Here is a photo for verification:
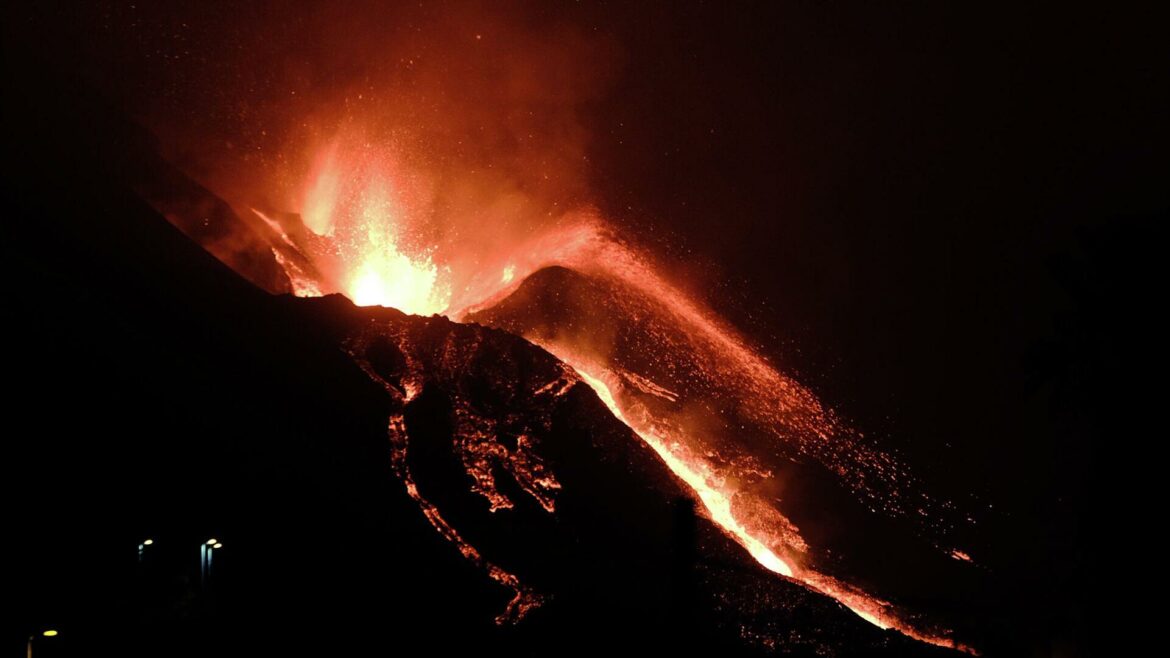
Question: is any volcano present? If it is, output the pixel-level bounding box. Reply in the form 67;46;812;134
5;65;977;657
11;3;1150;654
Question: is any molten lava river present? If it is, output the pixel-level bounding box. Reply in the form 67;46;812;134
228;138;978;653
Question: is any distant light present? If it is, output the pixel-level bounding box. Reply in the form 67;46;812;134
143;539;153;546
206;538;218;545
42;630;58;637
213;543;223;549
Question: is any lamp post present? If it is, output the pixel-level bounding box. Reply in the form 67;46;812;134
138;538;153;562
200;539;223;590
27;630;58;658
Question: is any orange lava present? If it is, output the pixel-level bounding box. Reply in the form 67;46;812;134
345;327;575;624
269;136;451;314
558;354;973;652
571;364;795;578
389;413;540;624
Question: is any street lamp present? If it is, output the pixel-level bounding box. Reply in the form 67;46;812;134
27;630;58;658
138;538;154;562
200;538;223;588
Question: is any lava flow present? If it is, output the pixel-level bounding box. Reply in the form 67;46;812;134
569;363;796;578
560;355;972;652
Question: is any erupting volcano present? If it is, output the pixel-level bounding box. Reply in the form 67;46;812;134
14;2;1132;656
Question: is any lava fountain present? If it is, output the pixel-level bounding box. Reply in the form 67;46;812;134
263;136;452;315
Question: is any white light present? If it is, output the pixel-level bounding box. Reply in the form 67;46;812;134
143;539;153;546
206;538;218;545
213;543;223;549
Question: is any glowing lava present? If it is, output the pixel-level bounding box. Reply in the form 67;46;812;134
344;319;577;624
563;355;974;653
281;136;452;315
570;364;795;578
347;231;445;313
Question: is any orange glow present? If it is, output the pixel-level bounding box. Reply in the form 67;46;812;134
563;355;973;652
571;364;795;578
347;237;445;313
284;136;451;314
388;414;540;623
344;327;576;624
